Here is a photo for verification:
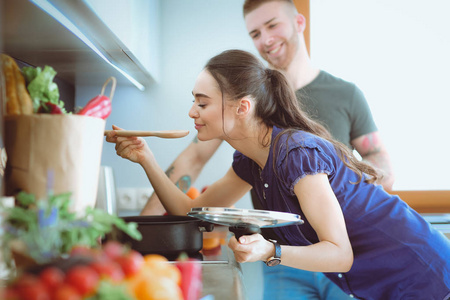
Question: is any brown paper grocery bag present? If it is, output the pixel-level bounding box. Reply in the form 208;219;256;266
4;114;105;212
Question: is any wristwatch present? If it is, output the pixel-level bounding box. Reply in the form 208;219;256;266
265;239;281;267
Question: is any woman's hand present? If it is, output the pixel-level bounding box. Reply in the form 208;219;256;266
228;233;275;263
105;125;152;165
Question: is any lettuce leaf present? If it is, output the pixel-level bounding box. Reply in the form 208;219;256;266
22;65;66;113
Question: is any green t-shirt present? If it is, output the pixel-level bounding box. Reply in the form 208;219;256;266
296;70;377;148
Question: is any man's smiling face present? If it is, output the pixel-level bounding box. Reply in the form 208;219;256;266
245;1;299;70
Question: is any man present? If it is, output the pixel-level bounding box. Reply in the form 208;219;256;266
141;0;394;299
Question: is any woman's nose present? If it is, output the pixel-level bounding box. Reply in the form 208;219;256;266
189;104;198;119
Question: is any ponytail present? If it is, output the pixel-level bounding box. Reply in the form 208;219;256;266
205;49;379;184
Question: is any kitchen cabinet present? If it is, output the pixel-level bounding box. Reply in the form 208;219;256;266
84;0;160;82
293;0;310;55
391;190;450;239
391;190;450;213
1;0;155;90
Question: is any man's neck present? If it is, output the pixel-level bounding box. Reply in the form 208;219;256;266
282;46;320;91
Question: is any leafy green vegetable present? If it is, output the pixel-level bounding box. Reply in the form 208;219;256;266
22;65;66;113
2;191;142;264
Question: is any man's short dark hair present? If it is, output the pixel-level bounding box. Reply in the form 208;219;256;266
243;0;296;16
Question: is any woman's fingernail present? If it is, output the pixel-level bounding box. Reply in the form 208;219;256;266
240;237;246;243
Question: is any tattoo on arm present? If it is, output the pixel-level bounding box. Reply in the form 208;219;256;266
165;166;175;178
360;133;381;156
176;176;191;193
165;166;191;193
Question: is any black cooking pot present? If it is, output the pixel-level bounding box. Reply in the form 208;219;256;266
111;215;214;257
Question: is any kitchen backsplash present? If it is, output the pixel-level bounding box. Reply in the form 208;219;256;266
116;187;154;215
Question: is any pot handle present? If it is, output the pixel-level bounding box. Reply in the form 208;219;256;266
229;223;261;240
198;221;215;232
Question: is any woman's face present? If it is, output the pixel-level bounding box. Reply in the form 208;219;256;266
189;69;237;141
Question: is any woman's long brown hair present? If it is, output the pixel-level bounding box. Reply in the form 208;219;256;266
205;49;379;184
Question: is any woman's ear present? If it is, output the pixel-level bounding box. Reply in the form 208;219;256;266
236;97;252;118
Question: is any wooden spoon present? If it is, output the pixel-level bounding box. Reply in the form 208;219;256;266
104;130;189;139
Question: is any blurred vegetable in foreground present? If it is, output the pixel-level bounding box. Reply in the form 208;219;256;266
1;191;142;265
175;254;202;300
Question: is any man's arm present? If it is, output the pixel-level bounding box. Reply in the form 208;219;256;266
140;136;223;215
351;131;395;191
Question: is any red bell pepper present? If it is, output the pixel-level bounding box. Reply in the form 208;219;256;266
78;77;116;119
175;254;202;300
78;94;111;119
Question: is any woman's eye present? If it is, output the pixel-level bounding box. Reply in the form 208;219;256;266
192;99;206;108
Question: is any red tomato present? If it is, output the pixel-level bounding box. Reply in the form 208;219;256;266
114;250;144;277
65;265;99;296
17;280;50;300
90;260;124;282
52;284;82;300
39;267;65;290
102;240;125;260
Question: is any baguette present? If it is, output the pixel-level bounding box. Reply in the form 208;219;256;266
1;54;20;115
14;60;33;114
1;54;33;115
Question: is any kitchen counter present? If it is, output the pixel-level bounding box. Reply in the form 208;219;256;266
422;213;450;239
201;245;246;300
199;227;247;300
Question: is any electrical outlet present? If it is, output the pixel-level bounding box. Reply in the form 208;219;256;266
117;188;137;210
136;188;154;210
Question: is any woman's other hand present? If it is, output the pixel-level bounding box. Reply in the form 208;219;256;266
105;125;152;165
228;233;275;263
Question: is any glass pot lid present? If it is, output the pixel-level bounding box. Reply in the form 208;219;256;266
187;207;304;228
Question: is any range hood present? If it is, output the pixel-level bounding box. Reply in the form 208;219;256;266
1;0;154;90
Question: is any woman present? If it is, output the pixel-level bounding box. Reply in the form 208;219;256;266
106;50;450;299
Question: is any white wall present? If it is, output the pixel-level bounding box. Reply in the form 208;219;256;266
310;0;450;190
76;0;256;208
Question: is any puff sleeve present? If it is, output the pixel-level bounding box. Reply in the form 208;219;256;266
276;143;335;195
